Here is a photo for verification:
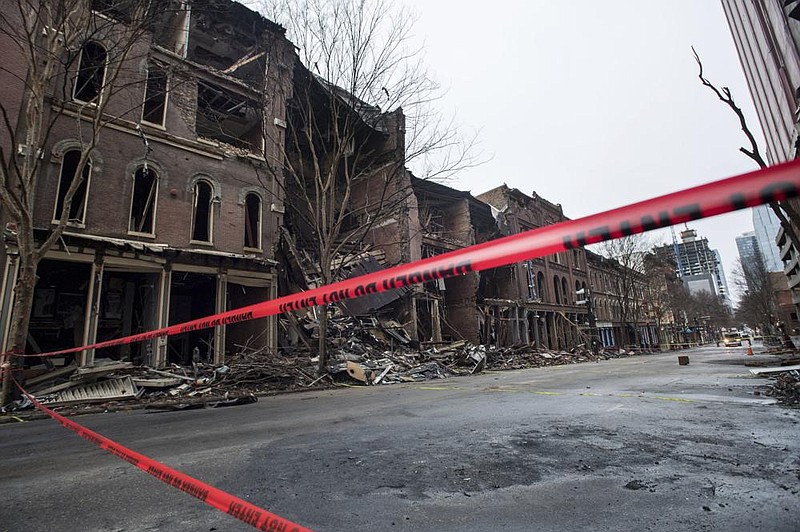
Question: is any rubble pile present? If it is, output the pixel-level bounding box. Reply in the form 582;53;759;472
765;370;800;406
483;345;638;370
3;314;647;415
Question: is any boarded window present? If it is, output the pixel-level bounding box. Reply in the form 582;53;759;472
74;42;107;103
142;64;167;125
54;150;90;223
191;180;213;242
129;167;157;234
244;193;261;249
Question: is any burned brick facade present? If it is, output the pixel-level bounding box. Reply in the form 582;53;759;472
408;177;496;344
0;1;664;374
476;185;590;350
0;1;295;367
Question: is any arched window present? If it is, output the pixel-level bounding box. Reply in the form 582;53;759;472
191;180;214;243
74;42;107;103
561;277;569;304
129;166;157;234
244;192;261;249
537;272;545;302
553;276;561;305
54;150;91;224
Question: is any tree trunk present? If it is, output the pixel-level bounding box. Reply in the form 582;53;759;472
0;257;37;405
316;304;329;374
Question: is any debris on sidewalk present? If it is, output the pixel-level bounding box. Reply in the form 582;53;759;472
3;312;646;417
760;368;800;407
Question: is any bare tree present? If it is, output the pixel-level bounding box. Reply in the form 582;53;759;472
0;0;180;404
257;0;482;371
692;47;800;257
642;253;678;340
732;258;777;334
597;234;651;346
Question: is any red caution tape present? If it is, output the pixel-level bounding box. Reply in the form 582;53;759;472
10;159;800;359
14;379;313;532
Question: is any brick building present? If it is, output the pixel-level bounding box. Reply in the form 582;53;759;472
476;185;590;349
0;1;295;367
586;250;657;348
408;177;496;344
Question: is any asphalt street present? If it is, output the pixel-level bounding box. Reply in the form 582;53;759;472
1;344;799;531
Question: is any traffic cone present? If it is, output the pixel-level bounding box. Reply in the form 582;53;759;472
747;346;753;356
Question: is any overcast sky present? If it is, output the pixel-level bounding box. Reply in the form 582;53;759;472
402;0;764;303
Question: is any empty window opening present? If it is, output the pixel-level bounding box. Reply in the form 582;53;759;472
54;150;90;223
74;41;107;103
94;271;159;364
226;282;270;354
196;80;261;150
26;260;91;367
129;167;157;234
244;193;261;249
169;272;216;365
142;64;168;125
191;180;213;243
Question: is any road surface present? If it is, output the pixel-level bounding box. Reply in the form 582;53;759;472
1;345;798;531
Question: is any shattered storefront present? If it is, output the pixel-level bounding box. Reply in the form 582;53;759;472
0;234;277;368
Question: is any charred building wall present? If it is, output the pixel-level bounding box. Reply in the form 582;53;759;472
0;0;294;367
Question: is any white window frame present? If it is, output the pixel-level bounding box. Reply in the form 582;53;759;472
73;41;107;104
141;63;169;128
243;192;262;251
190;179;215;245
127;166;158;237
52;149;91;227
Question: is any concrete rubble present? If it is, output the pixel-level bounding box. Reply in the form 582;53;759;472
762;368;800;407
1;314;652;419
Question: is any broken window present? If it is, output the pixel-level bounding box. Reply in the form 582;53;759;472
423;207;445;236
244;192;261;249
191;180;213;243
142;64;168;126
128;167;157;234
74;41;107;103
54;150;91;224
196;80;261;151
561;277;569;304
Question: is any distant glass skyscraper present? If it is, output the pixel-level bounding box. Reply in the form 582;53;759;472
736;231;760;265
736;230;762;293
752;205;783;272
